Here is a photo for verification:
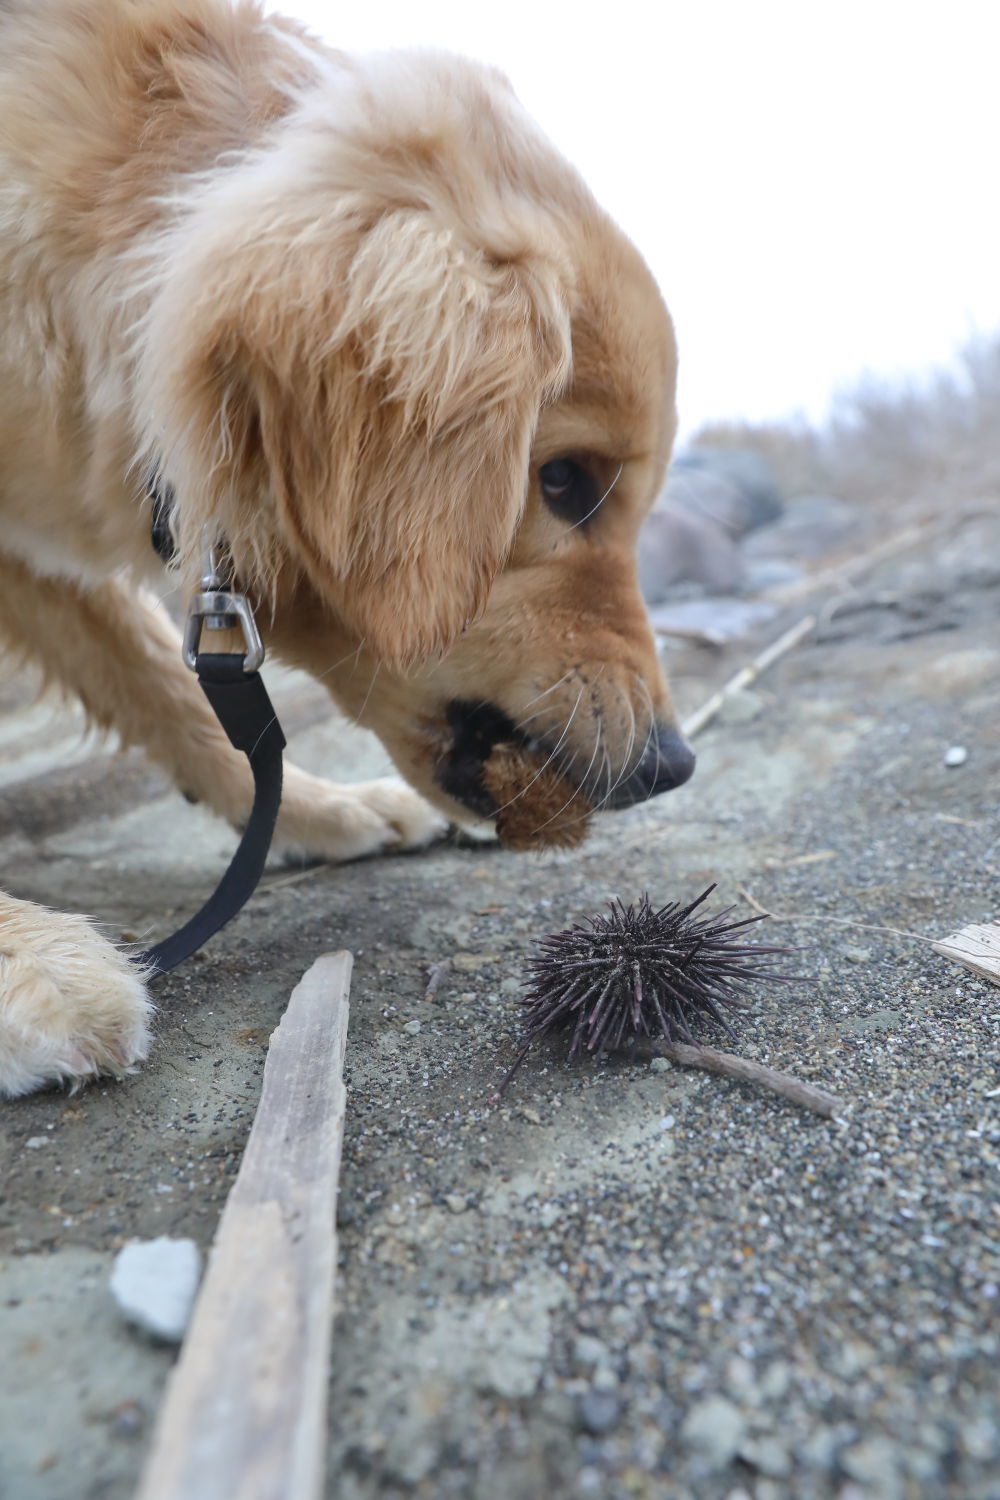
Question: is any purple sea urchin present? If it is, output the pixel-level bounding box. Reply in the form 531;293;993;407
515;885;793;1065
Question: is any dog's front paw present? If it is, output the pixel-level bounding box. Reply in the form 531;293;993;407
350;778;450;851
0;900;153;1098
277;770;448;863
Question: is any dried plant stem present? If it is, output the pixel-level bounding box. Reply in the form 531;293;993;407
260;864;326;892
658;1041;847;1120
681;615;817;739
737;884;937;945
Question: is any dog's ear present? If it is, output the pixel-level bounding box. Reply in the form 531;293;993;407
143;207;572;667
262;212;572;665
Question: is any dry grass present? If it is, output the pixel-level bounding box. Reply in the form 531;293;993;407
692;331;1000;513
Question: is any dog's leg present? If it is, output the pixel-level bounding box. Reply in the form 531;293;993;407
0;893;153;1097
0;554;446;861
0;558;444;1094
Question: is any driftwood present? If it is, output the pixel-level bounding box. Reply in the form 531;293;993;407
659;1041;847;1120
932;923;1000;986
136;952;352;1500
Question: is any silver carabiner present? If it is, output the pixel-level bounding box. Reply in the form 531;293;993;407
181;532;265;673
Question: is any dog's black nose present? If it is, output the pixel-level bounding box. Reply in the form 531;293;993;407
647;724;697;793
604;723;696;808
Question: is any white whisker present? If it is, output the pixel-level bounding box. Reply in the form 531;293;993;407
567;462;624;532
353;658;382;725
530;712;603;837
518;669;576;713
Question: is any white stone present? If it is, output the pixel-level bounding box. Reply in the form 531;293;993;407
572;1334;610;1370
841;1436;903;1498
110;1236;202;1342
680;1394;747;1467
944;745;968;767
738;1435;792;1478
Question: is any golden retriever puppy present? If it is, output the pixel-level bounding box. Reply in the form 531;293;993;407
0;0;694;1096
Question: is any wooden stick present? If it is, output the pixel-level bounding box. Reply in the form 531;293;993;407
761;519;938;606
259;863;327;893
681;614;817;739
659;1041;847;1120
136;952;352;1500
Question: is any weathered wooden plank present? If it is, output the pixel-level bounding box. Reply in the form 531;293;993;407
933;923;1000;986
136;951;352;1500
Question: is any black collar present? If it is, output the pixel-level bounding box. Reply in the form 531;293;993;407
148;472;177;564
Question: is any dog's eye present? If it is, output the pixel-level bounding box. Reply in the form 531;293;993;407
538;457;600;528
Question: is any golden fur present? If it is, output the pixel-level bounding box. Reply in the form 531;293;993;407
0;0;685;1095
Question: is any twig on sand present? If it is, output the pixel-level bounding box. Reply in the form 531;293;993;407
737;884;938;945
656;1040;847;1120
677;517;956;740
681;615;818;739
424;958;452;1003
259;862;327;892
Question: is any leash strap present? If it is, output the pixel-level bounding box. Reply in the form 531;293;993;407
138;488;286;975
138;654;286;976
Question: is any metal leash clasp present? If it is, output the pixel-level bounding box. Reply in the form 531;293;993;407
181;531;265;674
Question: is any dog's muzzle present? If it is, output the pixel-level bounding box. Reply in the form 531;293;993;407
434;700;695;817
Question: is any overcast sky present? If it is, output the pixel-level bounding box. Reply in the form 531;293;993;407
266;1;1000;436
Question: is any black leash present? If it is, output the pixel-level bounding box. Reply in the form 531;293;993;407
138;487;285;976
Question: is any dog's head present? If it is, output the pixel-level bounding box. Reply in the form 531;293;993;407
139;47;692;842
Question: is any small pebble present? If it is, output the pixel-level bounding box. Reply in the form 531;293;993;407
841;1435;903;1494
25;1137;49;1150
944;745;968;767
717;687;766;726
573;1335;610;1370
403;1019;422;1036
649;1056;672;1074
109;1400;146;1439
738;1435;793;1478
680;1395;747;1467
578;1390;621;1435
444;1194;467;1215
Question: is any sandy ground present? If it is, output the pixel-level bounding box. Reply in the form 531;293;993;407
1;504;998;1500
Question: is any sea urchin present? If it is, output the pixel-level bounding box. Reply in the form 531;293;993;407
515;885;793;1066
